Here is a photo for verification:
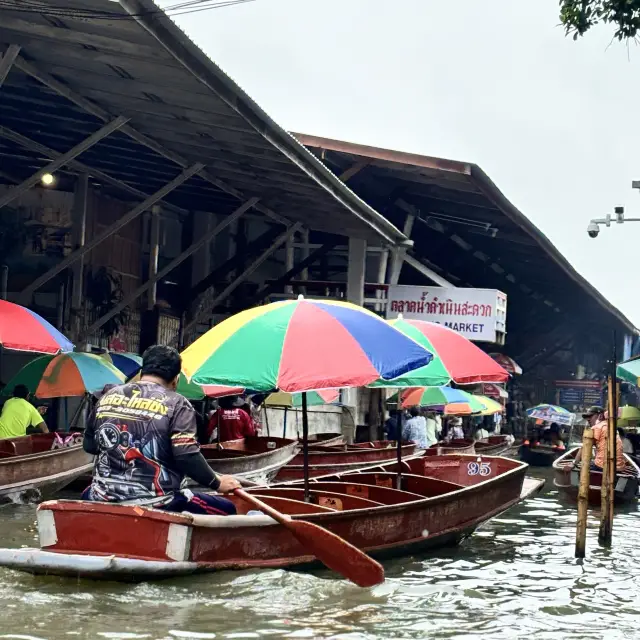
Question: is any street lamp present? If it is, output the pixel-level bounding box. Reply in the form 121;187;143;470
586;206;640;238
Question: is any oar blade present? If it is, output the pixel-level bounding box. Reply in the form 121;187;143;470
288;519;384;588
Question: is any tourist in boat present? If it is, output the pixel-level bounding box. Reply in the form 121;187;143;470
424;410;440;448
82;345;241;514
206;395;257;443
575;406;625;471
0;384;49;439
384;412;400;441
402;406;428;449
446;417;465;441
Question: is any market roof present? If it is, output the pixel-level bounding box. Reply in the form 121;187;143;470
294;133;638;360
0;0;408;246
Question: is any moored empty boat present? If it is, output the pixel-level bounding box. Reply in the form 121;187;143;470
0;452;543;581
0;432;93;504
553;446;640;504
274;441;417;481
519;442;563;467
197;436;299;484
306;433;345;448
427;439;476;456
474;435;513;456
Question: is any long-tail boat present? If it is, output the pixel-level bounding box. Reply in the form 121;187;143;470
553;446;640;504
0;453;543;581
0;432;93;505
307;433;345;447
274;441;417;482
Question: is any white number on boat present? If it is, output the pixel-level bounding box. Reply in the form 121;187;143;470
467;462;492;476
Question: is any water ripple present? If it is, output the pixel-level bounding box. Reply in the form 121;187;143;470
1;477;640;638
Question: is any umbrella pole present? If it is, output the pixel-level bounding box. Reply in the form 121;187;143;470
396;408;404;490
302;391;310;502
283;407;288;438
263;404;270;436
69;393;88;431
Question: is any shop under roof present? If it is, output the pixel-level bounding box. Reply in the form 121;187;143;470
0;0;408;246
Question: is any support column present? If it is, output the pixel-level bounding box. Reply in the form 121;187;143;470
190;211;213;287
284;233;295;294
300;228;310;294
375;249;389;312
346;238;366;306
389;215;415;285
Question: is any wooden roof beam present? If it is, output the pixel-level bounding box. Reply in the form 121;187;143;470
14;56;291;227
19;163;204;304
0;115;129;211
0;126;186;216
0;45;20;88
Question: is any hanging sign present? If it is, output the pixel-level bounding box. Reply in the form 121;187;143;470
385;285;507;343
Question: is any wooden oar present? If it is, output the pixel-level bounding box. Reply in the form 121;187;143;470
234;488;384;588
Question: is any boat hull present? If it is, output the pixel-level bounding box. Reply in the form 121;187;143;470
0;434;93;504
0;454;542;581
428;440;476;456
474;436;513;456
552;447;640;504
519;444;560;467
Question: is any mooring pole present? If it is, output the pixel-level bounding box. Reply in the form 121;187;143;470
598;376;616;545
575;427;594;558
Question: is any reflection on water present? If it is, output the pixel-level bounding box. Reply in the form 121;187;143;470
2;470;640;639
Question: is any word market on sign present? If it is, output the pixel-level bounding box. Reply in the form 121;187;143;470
385;285;507;344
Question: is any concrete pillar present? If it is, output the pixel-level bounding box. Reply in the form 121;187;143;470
346;238;366;306
284;233;295;294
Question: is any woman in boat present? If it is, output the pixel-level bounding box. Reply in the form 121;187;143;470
618;427;634;455
207;395;257;443
0;384;49;439
82;345;241;515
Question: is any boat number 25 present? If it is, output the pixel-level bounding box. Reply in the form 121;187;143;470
467;461;491;476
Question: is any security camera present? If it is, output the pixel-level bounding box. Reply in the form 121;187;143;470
587;221;600;238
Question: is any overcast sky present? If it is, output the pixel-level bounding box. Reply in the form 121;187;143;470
162;0;640;326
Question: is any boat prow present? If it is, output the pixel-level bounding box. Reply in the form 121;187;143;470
552;446;640;504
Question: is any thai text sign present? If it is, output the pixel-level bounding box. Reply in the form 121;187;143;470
385;285;507;343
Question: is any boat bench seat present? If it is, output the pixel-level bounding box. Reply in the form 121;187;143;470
0;438;32;457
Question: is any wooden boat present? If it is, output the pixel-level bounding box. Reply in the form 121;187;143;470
519;442;563;467
274;441;417;482
306;433;345;448
197;436;299;484
0;453;544;581
427;439;476;456
474;435;513;456
0;432;93;505
553;446;640;504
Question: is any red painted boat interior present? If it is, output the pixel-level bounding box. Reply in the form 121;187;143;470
0;433;78;458
200;436;296;460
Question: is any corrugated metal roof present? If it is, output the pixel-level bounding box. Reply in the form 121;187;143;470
0;0;409;246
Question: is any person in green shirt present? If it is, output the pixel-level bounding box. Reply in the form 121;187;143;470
0;384;48;440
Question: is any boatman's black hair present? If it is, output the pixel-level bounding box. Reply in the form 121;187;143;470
140;345;182;383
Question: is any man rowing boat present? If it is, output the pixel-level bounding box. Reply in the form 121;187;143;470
82;345;241;515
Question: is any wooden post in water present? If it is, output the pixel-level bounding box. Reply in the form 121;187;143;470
575;427;594;558
599;376;616;545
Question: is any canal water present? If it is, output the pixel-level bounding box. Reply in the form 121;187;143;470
1;471;639;640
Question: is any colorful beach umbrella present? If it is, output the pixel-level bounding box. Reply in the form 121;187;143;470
526;404;575;426
0;300;73;354
369;318;509;388
100;352;143;379
489;353;522;375
181;297;433;393
265;388;340;408
476;395;504;416
1;352;125;398
398;386;487;414
617;358;640;386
